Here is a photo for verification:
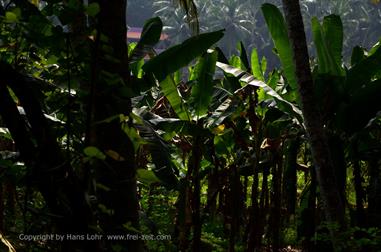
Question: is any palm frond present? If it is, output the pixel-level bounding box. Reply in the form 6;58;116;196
173;0;199;35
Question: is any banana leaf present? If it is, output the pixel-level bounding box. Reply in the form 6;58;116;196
346;42;381;92
261;3;297;90
159;76;190;121
142;29;224;82
336;79;381;133
251;48;265;81
216;62;304;125
190;51;218;118
133;111;179;189
130;17;163;62
311;16;343;76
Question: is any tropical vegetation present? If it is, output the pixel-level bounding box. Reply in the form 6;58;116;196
0;0;380;252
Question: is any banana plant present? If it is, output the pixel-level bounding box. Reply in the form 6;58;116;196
128;19;230;249
262;3;381;240
311;15;381;231
215;43;307;249
261;3;298;92
141;26;227;249
262;2;381;178
126;18;224;190
308;14;381;134
138;25;302;250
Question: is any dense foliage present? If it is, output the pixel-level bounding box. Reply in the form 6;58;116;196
0;0;381;251
130;0;381;63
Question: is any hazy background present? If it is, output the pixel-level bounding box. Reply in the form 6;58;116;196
127;0;381;68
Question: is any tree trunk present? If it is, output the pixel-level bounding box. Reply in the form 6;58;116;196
229;164;242;252
174;177;192;251
269;150;282;251
281;0;345;235
88;0;141;251
0;67;94;251
352;144;365;227
191;129;202;252
328;135;347;205
298;167;317;252
206;142;219;216
283;138;299;216
246;88;262;251
368;159;381;228
0;184;3;232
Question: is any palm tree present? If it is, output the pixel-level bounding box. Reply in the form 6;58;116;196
280;0;346;248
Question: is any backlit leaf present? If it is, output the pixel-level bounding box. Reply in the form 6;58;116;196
84;146;106;160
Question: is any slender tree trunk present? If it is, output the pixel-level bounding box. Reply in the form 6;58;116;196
206;142;219;216
353;159;365;226
191;131;202;252
281;0;345;235
0;184;3;232
243;176;248;208
246;88;262;251
328;135;347;205
229;164;242;252
206;166;218;216
283;138;299;216
352;144;365;227
368;159;381;228
174;178;192;251
269;150;282;251
298;167;317;252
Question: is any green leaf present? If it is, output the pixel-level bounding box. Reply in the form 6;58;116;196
237;41;250;70
84;146;106;160
261;57;267;75
346;43;381;92
215;47;241;91
214;130;234;156
206;97;239;128
159;76;190;121
136;169;162;185
336;79;381;133
313;74;345;120
140;17;163;46
96;183;111;192
265;119;293;139
322;15;343;67
311;16;343;76
140;111;207;138
85;3;100;17
142;30;224;82
229;55;245;70
368;40;381;56
251;48;264;81
130;17;163;62
130;58;144;78
122;124;146;152
190;51;218;118
216;62;303;125
133;113;179;189
0;127;12;140
261;4;297;90
5;12;18;23
350;46;366;66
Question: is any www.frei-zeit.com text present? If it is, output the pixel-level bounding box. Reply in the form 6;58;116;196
18;233;171;241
